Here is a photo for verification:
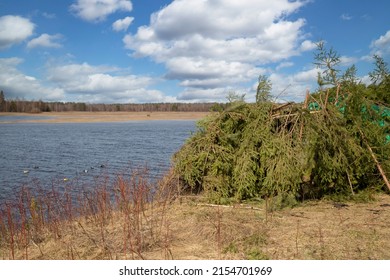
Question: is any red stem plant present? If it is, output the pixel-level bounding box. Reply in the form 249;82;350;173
5;204;15;259
0;166;174;260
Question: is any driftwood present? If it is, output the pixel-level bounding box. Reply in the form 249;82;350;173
271;110;321;120
335;84;341;105
196;203;263;211
346;172;355;196
299;90;311;140
272;102;294;113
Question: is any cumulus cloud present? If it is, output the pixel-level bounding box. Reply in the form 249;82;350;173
340;55;359;66
27;34;63;49
70;0;133;22
300;40;317;51
124;0;309;101
0;57;64;101
370;30;390;57
47;62;168;103
0;15;35;49
48;63;147;93
0;58;170;103
112;16;134;32
165;57;258;83
361;30;390;62
269;68;318;102
177;87;230;102
276;61;294;71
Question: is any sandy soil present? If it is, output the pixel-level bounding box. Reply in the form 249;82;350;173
0;111;210;123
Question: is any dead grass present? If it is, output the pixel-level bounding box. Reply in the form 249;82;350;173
265;196;390;260
1;171;390;260
158;193;390;260
0;111;210;123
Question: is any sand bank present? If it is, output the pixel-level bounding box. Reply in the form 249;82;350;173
0;111;210;123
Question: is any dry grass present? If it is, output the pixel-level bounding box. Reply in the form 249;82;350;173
158;193;390;260
264;195;390;259
0;111;209;123
1;169;390;260
0;168;175;260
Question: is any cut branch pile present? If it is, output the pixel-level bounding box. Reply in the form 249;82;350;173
173;89;389;202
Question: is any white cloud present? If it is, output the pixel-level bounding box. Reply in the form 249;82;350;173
300;40;317;51
373;30;390;49
0;57;64;101
27;34;63;49
0;58;171;103
42;12;56;19
361;30;390;62
361;74;371;85
370;30;390;57
340;13;352;21
340;55;358;66
124;0;309;101
0;15;35;49
112;16;134;32
47;62;168;103
269;68;318;102
276;61;294;71
47;62;116;85
70;0;133;22
125;18;306;64
177;87;230;102
147;0;304;41
165;57;258;83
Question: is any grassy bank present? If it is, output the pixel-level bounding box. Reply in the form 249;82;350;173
1;168;389;260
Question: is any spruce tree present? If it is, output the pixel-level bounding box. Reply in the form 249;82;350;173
0;90;5;112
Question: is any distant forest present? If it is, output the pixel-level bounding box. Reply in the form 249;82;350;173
0;91;226;113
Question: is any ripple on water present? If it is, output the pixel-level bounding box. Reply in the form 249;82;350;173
0;120;196;203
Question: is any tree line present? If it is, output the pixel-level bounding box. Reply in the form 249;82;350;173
0;92;226;113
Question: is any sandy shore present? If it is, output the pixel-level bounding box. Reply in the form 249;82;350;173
0;111;210;123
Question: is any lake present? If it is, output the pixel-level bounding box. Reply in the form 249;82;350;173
0;115;55;123
0;120;196;203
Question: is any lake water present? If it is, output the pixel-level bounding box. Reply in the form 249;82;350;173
0;115;54;123
0;120;196;203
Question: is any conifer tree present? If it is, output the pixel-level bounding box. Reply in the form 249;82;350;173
256;75;272;103
0;90;5;112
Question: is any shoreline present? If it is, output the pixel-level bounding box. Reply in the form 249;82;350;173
0;111;210;123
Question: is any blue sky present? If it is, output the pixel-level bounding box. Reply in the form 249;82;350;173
0;0;389;104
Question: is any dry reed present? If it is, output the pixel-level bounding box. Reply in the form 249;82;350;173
0;167;176;260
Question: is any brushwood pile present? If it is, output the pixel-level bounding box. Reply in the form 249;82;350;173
173;86;389;203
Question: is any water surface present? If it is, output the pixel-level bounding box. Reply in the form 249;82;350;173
0;120;196;202
0;115;54;123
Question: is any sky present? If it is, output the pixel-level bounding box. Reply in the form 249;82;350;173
0;0;389;104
